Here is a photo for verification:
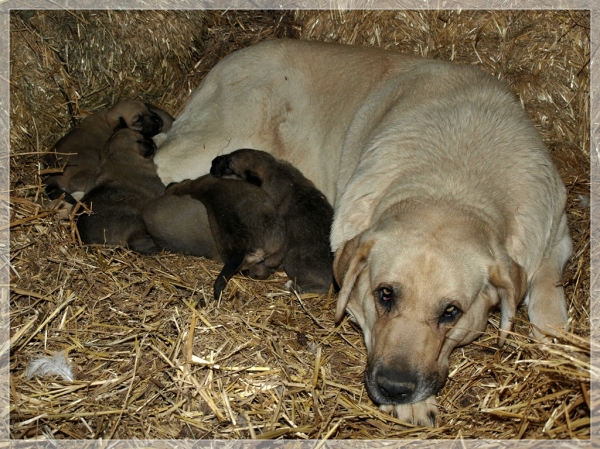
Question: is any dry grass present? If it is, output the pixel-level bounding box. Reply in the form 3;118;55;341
9;9;590;440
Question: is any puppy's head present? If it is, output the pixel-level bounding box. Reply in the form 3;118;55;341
210;149;274;186
104;128;157;159
334;203;526;408
106;100;173;137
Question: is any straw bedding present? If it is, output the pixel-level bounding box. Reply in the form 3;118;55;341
9;9;590;440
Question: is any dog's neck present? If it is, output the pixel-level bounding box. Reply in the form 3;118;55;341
258;160;315;206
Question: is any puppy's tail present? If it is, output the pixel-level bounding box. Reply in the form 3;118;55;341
214;249;246;301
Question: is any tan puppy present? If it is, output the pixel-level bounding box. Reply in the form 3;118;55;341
211;149;334;293
153;39;572;425
77;128;165;254
167;175;285;300
45;100;174;202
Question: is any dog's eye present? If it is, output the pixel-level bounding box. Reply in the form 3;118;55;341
376;286;394;311
439;305;462;324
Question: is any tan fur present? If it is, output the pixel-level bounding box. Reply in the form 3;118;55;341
154;39;572;425
45;100;174;200
77;128;165;254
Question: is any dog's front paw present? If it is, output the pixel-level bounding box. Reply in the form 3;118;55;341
380;396;438;427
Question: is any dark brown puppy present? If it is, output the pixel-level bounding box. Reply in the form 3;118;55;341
167;175;285;300
44;100;174;202
77;128;165;254
142;194;221;261
211;149;334;293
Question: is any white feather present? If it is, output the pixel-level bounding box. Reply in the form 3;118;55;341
26;352;74;382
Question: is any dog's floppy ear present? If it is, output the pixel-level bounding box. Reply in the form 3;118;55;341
489;258;527;347
334;235;373;324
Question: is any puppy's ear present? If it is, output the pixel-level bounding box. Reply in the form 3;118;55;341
334;235;373;324
105;105;126;130
488;258;527;347
115;117;129;131
245;170;262;187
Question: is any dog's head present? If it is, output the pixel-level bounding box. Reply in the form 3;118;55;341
104;128;157;159
210;149;274;186
333;203;527;407
106;100;174;137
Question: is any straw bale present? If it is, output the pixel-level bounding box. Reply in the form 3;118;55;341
9;9;589;440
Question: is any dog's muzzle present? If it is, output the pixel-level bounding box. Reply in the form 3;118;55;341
365;359;445;406
143;113;163;136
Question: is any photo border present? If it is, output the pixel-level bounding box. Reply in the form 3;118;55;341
1;1;596;447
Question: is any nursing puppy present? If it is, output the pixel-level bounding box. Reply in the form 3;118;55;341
211;149;334;293
45;100;174;202
153;39;572;425
142;194;220;261
77;128;165;254
167;175;285;300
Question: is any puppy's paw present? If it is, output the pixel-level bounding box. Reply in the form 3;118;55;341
165;179;192;195
380;396;438;427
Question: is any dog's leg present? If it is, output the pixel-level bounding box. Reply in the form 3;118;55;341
381;396;438;427
526;214;572;341
214;249;246;301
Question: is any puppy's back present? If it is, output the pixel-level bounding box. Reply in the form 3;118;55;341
142;194;220;260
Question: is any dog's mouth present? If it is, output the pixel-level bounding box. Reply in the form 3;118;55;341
364;360;446;406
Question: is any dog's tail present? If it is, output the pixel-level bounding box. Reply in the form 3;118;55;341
214;249;246;301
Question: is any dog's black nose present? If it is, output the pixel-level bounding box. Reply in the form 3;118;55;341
375;367;417;403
